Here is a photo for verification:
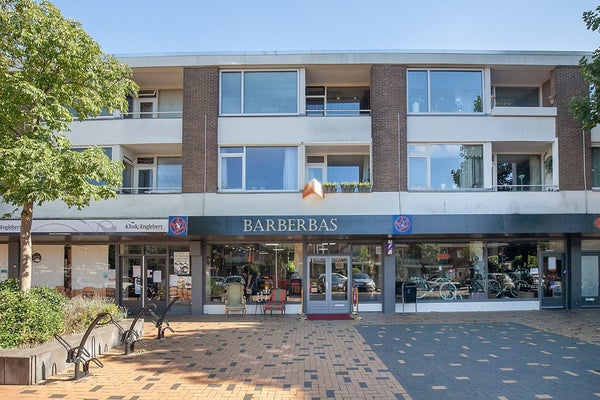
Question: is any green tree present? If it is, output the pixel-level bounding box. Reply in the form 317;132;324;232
569;6;600;130
0;1;138;291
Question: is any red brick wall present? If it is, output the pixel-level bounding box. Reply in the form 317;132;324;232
554;66;588;190
371;65;406;191
182;67;219;193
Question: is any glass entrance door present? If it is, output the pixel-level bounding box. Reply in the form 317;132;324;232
306;256;350;314
119;255;167;315
541;253;566;308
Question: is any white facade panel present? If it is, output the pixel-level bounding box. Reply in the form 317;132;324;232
407;116;556;143
218;116;371;145
66;118;182;146
399;191;588;215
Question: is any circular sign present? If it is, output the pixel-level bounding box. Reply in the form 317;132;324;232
393;215;411;233
594;217;600;229
32;253;42;263
169;216;187;236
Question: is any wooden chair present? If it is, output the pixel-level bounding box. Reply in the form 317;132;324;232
224;282;246;316
264;288;287;315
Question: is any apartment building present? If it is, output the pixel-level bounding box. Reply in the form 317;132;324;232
1;50;599;316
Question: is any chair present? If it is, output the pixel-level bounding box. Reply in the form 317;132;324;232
264;288;287;315
224;282;246;316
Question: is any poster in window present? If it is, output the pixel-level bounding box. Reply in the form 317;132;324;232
174;251;190;275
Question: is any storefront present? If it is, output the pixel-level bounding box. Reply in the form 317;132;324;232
1;214;599;315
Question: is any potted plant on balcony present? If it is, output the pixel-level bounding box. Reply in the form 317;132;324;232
340;181;358;193
357;181;372;192
322;182;338;193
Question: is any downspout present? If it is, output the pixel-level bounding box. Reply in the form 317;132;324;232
203;114;207;215
583;128;588;213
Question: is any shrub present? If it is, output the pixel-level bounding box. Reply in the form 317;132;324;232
0;280;67;348
63;296;127;335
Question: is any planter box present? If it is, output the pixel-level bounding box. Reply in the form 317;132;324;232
0;318;143;385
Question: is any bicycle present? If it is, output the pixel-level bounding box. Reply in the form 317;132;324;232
410;277;460;300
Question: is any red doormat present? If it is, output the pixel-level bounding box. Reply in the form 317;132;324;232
306;314;353;321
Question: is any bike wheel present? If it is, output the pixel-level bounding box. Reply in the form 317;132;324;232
488;280;501;294
439;282;457;300
415;280;429;299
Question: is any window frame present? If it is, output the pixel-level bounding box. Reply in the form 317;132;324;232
407;69;484;114
407;143;485;191
219;146;300;192
220;69;300;116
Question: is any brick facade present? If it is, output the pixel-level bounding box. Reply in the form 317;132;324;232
182;66;219;193
554;66;589;191
371;65;406;191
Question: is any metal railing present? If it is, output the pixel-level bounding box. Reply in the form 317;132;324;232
119;186;181;194
305;108;371;116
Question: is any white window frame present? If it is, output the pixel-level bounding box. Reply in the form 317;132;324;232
407;69;485;115
219;69;301;116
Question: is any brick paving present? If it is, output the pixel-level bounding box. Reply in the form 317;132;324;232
0;309;598;400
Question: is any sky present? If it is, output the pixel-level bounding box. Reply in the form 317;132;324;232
50;0;599;56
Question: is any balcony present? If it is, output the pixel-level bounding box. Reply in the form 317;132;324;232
66;113;182;147
219;115;371;145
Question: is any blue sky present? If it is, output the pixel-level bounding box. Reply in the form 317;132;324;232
51;0;599;56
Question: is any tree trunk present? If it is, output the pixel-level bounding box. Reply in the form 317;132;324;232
19;201;33;291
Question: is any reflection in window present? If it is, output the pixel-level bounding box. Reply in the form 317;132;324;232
305;86;370;116
206;243;299;304
305;152;370;191
592;147;600;188
408;70;483;113
394;240;539;302
408;144;483;190
220;146;298;191
221;71;298;114
157;157;182;192
496;154;542;191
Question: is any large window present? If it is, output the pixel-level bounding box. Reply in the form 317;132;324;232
220;146;298;191
408;70;483;113
306;153;370;190
592;147;600;188
221;71;298;115
206;243;299;304
496;154;542;191
408;144;483;190
394;240;541;302
493;86;540;107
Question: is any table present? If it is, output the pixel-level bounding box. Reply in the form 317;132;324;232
251;294;270;314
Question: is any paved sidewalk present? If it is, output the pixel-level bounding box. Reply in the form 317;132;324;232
0;310;598;400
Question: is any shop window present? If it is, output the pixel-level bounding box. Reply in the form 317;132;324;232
394;240;540;302
408;144;483;190
351;244;381;303
206;243;299;304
